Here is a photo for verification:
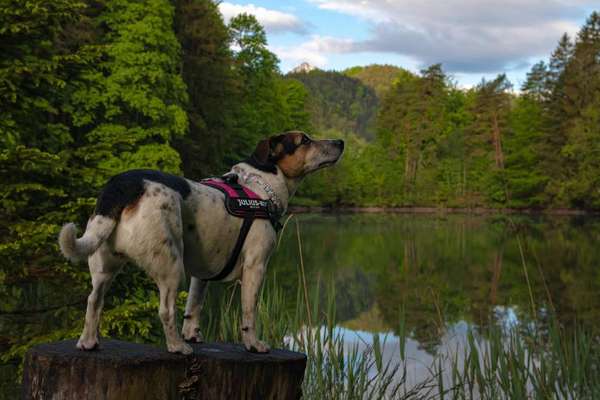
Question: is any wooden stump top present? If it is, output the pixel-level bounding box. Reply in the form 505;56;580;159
27;339;183;364
188;341;306;364
26;339;305;364
23;339;307;400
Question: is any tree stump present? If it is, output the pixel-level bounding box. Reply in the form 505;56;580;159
23;340;307;400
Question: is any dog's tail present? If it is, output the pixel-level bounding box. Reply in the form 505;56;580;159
59;215;116;262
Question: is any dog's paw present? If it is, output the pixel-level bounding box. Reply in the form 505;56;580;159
182;324;204;343
244;339;270;353
76;337;99;351
168;341;193;355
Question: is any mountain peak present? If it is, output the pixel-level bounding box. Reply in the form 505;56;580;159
291;62;316;73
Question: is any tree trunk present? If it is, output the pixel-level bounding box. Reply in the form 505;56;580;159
22;340;307;400
491;112;505;170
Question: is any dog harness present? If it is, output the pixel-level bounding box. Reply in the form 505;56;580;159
200;174;281;281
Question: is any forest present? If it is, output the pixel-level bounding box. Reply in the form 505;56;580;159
1;0;600;393
295;20;600;210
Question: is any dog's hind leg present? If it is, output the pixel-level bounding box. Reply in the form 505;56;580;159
77;244;123;350
143;204;192;354
182;277;208;342
154;255;192;355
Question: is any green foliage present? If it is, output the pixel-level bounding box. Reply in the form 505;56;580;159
505;97;548;207
0;0;189;379
172;0;239;178
463;74;513;204
287;69;378;140
551;12;600;208
344;63;413;99
226;13;312;161
229;13;283;148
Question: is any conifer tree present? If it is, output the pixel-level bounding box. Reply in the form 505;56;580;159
558;12;600;207
521;61;550;102
465;75;512;203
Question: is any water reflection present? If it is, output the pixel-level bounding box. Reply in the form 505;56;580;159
271;213;600;348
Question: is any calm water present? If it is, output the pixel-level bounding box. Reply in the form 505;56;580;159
272;213;600;388
274;213;600;335
2;213;600;395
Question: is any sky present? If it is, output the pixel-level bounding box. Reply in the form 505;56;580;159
218;0;598;88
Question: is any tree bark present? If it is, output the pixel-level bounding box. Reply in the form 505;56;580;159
491;112;505;170
22;340;307;400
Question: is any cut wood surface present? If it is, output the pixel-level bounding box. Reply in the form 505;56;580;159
23;339;306;400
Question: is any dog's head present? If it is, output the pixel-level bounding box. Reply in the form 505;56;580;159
248;131;344;178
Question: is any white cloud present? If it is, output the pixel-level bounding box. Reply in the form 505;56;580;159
271;36;355;68
219;2;306;34
308;0;593;72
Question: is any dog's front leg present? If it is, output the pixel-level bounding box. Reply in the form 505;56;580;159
182;277;208;342
241;261;270;353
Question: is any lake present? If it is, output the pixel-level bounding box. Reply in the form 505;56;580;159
2;213;600;396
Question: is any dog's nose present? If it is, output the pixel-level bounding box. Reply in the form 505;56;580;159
335;140;345;150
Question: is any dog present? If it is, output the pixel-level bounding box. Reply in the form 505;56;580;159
59;131;344;354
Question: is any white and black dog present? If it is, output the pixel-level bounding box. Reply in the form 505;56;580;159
59;131;344;354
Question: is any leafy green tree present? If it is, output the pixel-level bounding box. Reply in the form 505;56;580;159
172;0;240;178
278;78;312;132
434;87;470;205
464;74;513;204
504;96;548;207
377;64;448;202
69;0;187;183
0;0;93;286
0;0;189;372
229;13;286;152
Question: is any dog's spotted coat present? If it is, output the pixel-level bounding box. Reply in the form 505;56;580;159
59;131;344;354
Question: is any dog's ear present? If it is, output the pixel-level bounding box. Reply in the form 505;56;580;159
252;138;272;165
248;135;285;173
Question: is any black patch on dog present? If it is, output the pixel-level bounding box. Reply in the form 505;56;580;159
245;155;278;174
244;133;300;174
95;169;190;219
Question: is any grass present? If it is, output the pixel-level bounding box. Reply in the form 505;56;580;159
193;216;600;399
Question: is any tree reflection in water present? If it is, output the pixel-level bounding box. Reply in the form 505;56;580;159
271;213;600;353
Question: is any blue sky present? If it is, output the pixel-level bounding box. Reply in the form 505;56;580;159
219;1;597;88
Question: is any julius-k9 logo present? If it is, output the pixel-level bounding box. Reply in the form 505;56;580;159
236;198;268;209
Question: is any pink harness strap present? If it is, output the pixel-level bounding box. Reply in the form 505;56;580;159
202;179;262;200
203;179;239;197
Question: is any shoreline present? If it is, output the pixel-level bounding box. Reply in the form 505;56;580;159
288;206;599;216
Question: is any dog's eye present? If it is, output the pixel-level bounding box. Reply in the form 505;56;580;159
301;135;311;145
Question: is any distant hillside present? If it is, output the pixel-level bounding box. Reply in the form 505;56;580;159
344;64;414;99
286;70;378;140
